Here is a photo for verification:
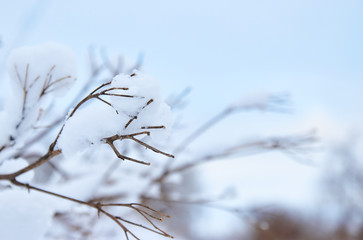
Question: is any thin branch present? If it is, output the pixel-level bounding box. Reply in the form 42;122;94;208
154;133;317;183
49;81;132;150
96;96;114;109
141;126;165;129
103;132;174;165
142;195;270;227
7;179;172;240
124;99;154;129
116;217;166;237
105;139;151;165
101;203;172;238
127;136;174;158
28;75;40;89
102;93;135;98
0;149;61;180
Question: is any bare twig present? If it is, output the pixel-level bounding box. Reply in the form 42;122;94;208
154;133;316;183
124;99;153;129
0;149;61;180
104;132;174;165
8;179;172;239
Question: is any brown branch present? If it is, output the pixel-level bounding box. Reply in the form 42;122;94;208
124;99;154;129
103;132;174;166
101;93;135;98
96;96;114;108
1;64;173;239
141;126;166;129
127;131;151;137
103;87;129;92
0;141;15;154
105;138;151;165
102;203;173;238
90;81;111;95
14;64;28;124
127;136;174;158
41;75;72;96
142;195;262;225
46;75;71;89
8;179;172;239
116;216;165;237
28;75;41;89
66;81;134;120
125;116;137;129
0;149;61;180
49;81;132;150
87;193;128;203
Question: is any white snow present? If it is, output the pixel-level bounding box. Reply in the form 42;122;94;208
0;158;34;182
0;42;77;157
6;42;76;100
58;71;173;158
0;189;54;240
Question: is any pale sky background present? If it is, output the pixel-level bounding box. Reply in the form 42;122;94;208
1;0;362;119
0;0;362;235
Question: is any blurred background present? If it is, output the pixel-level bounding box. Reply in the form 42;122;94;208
1;0;363;239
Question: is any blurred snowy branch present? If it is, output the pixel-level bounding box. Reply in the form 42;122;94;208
159;132;317;180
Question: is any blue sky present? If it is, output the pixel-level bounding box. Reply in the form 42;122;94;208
1;0;362;212
1;0;362;130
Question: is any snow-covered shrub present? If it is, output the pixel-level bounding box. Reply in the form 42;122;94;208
0;43;174;240
0;43;314;240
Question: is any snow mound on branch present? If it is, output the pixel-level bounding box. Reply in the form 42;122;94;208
111;72;173;139
0;43;77;146
58;104;126;158
6;42;77;104
58;72;173;158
